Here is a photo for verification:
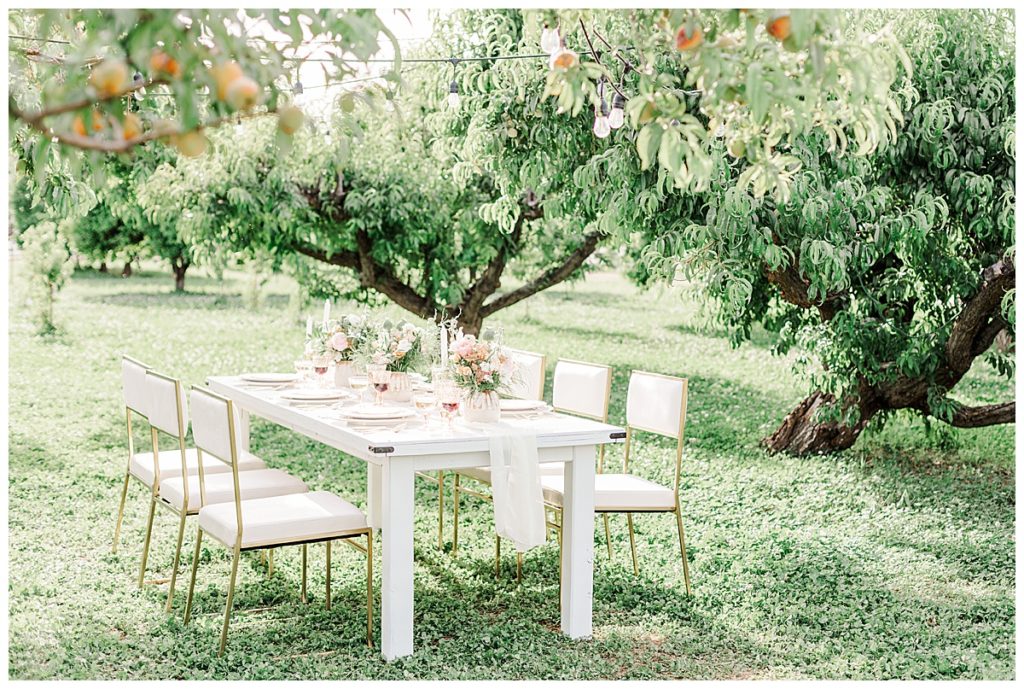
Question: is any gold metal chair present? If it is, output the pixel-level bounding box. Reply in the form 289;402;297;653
139;370;308;611
111;355;268;561
453;356;614;583
183;386;374;655
542;370;692;594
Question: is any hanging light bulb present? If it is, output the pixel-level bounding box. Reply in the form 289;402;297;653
540;23;560;54
447;79;460;110
593;103;611;139
293;80;303;95
609;93;626;129
132;72;145;101
235;114;243;134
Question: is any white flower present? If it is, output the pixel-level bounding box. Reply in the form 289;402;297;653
397;339;413;353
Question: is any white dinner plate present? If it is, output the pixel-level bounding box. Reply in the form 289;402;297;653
281;389;351;402
500;398;547;412
240;372;299;384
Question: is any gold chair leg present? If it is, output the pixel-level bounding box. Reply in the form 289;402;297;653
164;512;188;612
675;509;692;595
301;544;308;604
516;552;523;585
366;532;374;648
602;514;613;560
137;495;158;588
494;536;501;578
183;529;203;625
556;511;563;609
218;546;241;656
325;541;332;610
452;473;461;557
260;550;266;566
437;470;445;550
268;548;274;577
112;471;131;553
626;514;639;576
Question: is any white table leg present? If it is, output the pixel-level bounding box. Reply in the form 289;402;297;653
380;457;415;660
561;443;595;639
367;462;382;531
236;408;250;453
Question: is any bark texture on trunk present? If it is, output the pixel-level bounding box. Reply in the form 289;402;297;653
763;256;1015;455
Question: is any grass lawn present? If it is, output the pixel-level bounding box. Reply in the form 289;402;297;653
6;260;1015;680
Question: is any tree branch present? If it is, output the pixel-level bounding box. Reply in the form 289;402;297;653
945;401;1015;428
946;256;1015;374
481;229;604;318
764;261;843;321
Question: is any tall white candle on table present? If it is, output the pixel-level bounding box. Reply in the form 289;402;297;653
306;316;313;336
322;299;331;328
440;323;448;365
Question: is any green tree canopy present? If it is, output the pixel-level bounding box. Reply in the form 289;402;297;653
610;8;1015;453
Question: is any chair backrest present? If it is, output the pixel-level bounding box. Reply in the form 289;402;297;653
189;386;237;467
625;370;687;440
625;370;688;497
121;355;152;417
190;386;243;542
504;348;546;401
552;359;611;421
146;370;189;439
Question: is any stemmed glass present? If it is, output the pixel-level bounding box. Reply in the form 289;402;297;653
312;355;330;388
413;394;435;424
436;380;461;430
368;364;390;406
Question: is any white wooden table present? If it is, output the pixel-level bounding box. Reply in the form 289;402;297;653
207;375;625;660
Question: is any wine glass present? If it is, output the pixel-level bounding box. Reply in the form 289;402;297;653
436;381;461;430
294;359;312;383
368;365;390;406
413;394;435;424
312;355;330;388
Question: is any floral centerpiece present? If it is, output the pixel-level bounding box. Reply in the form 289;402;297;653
365;319;429;401
448;330;513;422
308;314;375;386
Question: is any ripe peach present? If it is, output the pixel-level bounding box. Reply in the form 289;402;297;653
89;59;129;97
767;15;791;41
277;105;304;135
175;130;208;157
149;50;181;78
225;76;262;111
122;113;142;140
209;61;244;100
675;26;703;51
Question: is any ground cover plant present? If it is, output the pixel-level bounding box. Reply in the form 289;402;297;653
7;262;1014;680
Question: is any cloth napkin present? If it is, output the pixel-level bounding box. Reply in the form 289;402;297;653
486;423;547;553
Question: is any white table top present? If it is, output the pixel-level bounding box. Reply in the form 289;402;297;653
207;375;625;461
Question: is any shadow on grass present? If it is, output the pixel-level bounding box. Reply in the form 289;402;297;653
84;291;292;312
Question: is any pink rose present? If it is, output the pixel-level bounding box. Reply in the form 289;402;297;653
330;333;350;351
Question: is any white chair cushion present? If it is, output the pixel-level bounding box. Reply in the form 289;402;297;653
198;491;368;549
129;448;266;487
540;473;676;511
159;469;307;513
457;461;564;486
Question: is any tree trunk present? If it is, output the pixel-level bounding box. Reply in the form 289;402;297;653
763;390;880;455
172;259;188;292
458;307;484;337
121;261;133;277
99;261;108;273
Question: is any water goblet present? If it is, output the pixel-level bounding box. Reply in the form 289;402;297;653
368;365;390;406
413;393;436;424
294;359;312;383
436;381;461;430
312;355;331;388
